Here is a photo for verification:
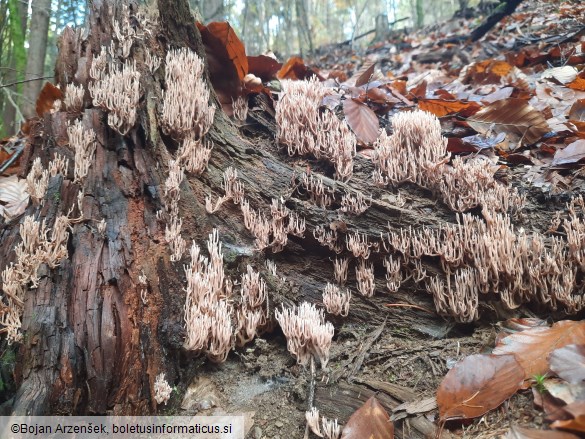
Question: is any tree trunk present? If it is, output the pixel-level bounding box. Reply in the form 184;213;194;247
470;0;525;41
2;0;450;436
373;14;390;42
2;0;27;135
22;0;52;119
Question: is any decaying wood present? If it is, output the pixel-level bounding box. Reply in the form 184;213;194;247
0;0;460;434
315;380;456;439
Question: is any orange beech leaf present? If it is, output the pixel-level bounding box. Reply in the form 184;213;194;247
327;70;348;82
493;320;585;379
467;98;550;147
437;354;524;421
36;82;63;117
567;75;585;92
343;98;379;144
390;80;407;96
549;344;585;384
461;60;513;84
197;21;244;111
418;99;481;117
277;56;322;81
341;396;394;439
409;81;427;99
205;22;247;80
435;89;456;100
247;55;281;82
551;140;585;167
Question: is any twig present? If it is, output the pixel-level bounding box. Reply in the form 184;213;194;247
0;83;24;124
0;76;54;89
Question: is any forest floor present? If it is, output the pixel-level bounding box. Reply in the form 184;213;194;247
167;1;585;438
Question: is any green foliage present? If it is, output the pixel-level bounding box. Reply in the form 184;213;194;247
532;373;548;394
6;0;26;79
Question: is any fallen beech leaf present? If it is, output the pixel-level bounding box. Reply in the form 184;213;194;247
277;56;321;81
461;60;513;84
341;396;394;439
568;100;585;122
543;378;585;408
567;75;585;92
551;401;585;434
343;98;379;144
551;140;585;167
481;86;514;104
435;89;456;100
542;66;579;84
532;384;572;421
0;175;29;220
447;137;477;153
247;55;282;82
506;424;580;439
409;80;426;99
499;317;549;334
467;98;550;147
493;320;585;379
418;99;481;117
437;354;524;421
549;345;585;384
197;22;244;111
205;22;247;80
36;82;63;117
355;62;375;87
462;132;506;150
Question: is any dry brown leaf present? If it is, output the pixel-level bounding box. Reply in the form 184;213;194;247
551;401;585;434
467;98;550;147
247;55;282;82
36;82;63;117
197;22;244;111
568;99;585;122
205;22;248;80
277;56;322;81
0;175;29;220
551;140;585;167
506;424;580;439
341;396;394;439
437;354;524;421
343;98;379;144
418;99;481;117
549;344;585;384
461;60;514;84
493;320;585;379
355;62;376;87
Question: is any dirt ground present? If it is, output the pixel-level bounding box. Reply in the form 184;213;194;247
169;308;559;438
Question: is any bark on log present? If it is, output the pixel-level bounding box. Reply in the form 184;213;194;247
2;0;456;436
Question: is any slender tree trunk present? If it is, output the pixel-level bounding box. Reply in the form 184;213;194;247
22;0;52;119
199;0;225;22
2;0;27;135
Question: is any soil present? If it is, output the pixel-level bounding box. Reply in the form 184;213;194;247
164;307;562;438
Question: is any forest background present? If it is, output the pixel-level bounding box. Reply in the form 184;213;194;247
0;0;477;137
